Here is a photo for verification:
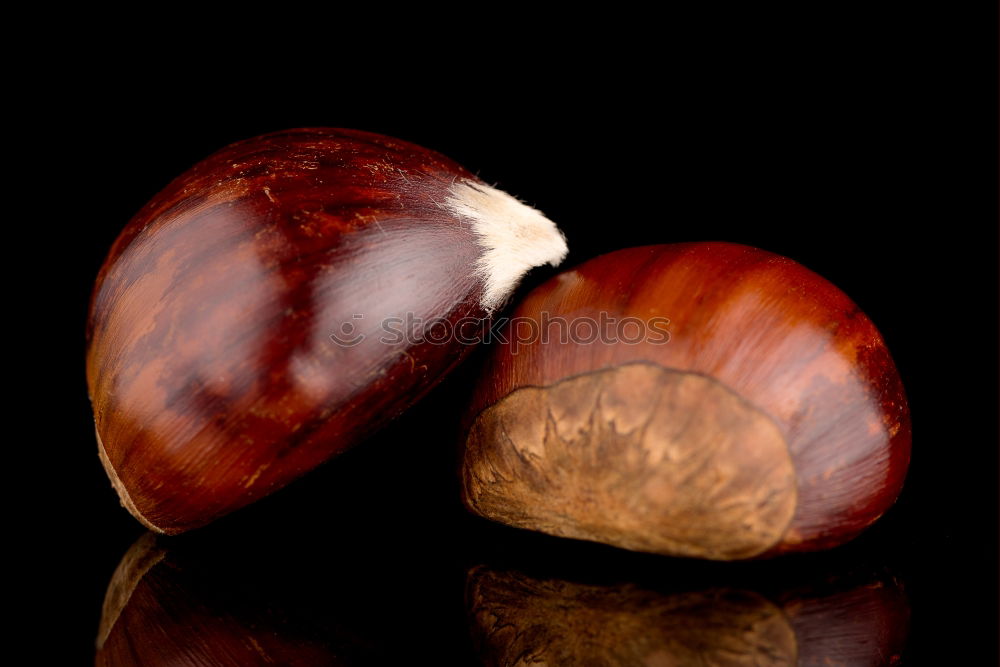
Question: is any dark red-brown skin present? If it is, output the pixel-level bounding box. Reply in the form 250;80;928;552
88;128;489;534
469;243;911;555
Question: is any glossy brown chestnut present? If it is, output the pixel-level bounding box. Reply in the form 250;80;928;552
87;128;567;534
461;243;910;559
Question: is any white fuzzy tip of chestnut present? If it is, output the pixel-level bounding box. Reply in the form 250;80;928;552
445;180;568;312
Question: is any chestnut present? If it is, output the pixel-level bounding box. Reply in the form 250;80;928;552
87;128;567;534
461;243;910;559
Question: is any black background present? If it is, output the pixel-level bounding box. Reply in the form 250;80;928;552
19;9;997;664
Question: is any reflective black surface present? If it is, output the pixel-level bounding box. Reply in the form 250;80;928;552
97;525;911;665
21;11;998;664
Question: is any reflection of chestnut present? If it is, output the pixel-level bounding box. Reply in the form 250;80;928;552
96;534;368;665
466;565;909;666
87;128;567;534
96;526;471;665
462;243;910;559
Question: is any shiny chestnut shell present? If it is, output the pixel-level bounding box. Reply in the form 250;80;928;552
87;128;566;534
461;243;910;559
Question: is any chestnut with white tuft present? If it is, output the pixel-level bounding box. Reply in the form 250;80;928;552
87;128;569;534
